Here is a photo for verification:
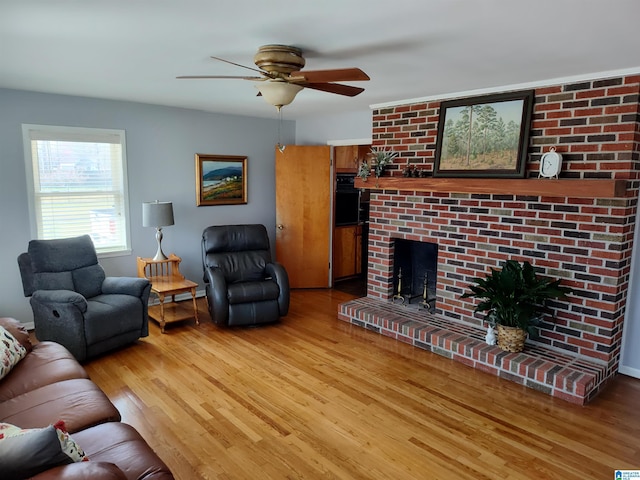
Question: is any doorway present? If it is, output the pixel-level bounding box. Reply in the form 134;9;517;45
620;207;640;378
331;141;371;298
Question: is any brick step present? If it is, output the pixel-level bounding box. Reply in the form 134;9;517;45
338;297;609;404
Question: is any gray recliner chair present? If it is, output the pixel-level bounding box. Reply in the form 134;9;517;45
201;224;289;326
17;234;151;362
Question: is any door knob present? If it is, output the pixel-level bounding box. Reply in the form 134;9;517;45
277;224;284;230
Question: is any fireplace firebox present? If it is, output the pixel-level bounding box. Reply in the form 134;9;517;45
392;239;437;311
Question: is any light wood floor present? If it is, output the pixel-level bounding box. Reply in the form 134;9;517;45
84;289;640;480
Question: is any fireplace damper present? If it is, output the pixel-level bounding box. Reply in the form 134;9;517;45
392;239;438;311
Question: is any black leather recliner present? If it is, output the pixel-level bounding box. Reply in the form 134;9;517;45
201;224;289;326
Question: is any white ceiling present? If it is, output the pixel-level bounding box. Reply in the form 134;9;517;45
2;0;640;120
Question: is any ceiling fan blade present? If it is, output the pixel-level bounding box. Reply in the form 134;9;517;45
176;75;264;80
302;82;365;97
210;56;275;78
288;68;370;83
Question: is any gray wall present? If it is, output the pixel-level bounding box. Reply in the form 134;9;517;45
0;88;294;322
295;110;372;145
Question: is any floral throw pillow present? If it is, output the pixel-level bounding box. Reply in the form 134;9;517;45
0;420;89;480
0;325;27;380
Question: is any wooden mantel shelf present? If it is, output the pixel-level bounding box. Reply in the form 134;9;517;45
354;177;628;198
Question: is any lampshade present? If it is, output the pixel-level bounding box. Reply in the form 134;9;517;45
255;81;303;109
142;201;174;228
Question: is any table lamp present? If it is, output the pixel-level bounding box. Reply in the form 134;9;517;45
142;201;174;261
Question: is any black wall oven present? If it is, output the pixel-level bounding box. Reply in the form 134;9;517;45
335;174;360;226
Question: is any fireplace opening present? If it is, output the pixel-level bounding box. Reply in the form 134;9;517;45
392;239;438;311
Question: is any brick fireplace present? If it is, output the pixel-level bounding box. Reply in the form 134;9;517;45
338;74;640;404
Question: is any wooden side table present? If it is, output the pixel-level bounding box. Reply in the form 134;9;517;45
137;254;199;333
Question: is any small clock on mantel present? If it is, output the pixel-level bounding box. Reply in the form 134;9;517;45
538;147;563;179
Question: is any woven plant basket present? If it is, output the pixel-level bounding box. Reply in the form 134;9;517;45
496;324;527;353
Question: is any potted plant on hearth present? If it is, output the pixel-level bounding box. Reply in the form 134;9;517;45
460;260;573;353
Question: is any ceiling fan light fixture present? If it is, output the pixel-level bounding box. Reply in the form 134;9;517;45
255;81;303;109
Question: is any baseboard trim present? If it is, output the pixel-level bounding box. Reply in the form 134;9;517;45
619;365;640;379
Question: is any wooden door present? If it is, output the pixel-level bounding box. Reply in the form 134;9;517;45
275;145;332;288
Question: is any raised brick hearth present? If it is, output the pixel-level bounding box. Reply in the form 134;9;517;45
338;297;606;404
338;73;640;403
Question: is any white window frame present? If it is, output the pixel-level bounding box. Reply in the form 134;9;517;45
22;124;132;257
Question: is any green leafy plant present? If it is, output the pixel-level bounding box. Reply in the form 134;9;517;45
460;260;572;336
357;160;371;181
370;148;398;179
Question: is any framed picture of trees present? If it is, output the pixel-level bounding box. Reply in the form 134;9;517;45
433;90;534;178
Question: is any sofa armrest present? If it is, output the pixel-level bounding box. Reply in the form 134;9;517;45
32;290;87;313
102;277;150;298
266;262;290;316
29;291;88;361
0;317;33;352
204;267;229;324
30;461;127;480
102;277;151;338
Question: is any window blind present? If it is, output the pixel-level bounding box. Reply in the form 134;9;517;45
23;125;130;254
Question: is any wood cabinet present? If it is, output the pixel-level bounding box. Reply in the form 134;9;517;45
334;145;359;173
333;225;362;280
357;145;371;165
334;145;371;173
355;226;363;277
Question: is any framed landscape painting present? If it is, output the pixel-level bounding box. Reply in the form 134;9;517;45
195;154;247;206
433;90;534;178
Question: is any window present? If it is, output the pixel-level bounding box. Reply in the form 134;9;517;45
22;124;131;255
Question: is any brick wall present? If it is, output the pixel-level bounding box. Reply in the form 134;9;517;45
367;75;640;375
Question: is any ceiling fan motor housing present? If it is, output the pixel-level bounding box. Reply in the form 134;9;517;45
178;44;368;103
254;44;305;74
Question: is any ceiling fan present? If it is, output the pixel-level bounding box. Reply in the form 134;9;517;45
177;44;370;109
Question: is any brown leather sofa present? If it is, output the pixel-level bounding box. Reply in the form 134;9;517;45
0;317;173;479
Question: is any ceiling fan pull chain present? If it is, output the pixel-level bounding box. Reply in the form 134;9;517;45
277;108;286;153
